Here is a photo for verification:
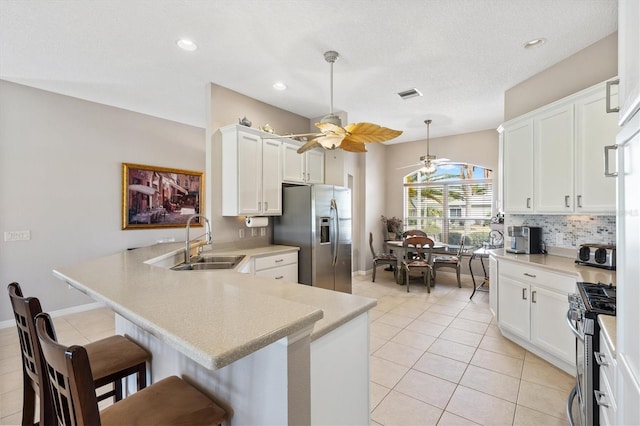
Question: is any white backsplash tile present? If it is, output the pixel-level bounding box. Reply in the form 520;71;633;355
505;214;616;249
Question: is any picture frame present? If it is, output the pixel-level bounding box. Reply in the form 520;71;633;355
122;163;204;230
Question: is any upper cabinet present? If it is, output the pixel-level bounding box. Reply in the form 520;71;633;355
500;80;618;214
282;141;325;184
217;125;283;216
618;0;640;125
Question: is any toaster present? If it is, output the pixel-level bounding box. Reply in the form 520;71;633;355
576;244;616;270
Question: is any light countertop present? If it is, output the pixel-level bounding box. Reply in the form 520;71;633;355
598;315;617;355
489;249;616;285
53;242;376;370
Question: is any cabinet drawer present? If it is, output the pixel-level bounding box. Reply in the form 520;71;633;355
598;363;617;426
499;261;575;293
255;263;298;282
254;251;298;271
597;330;616;392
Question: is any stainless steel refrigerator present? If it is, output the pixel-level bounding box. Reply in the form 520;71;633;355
273;184;352;293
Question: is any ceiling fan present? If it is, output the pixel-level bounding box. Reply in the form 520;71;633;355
284;51;403;154
397;119;451;172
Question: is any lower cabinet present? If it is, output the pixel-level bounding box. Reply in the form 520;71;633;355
253;251;298;283
497;259;576;372
597;328;617;425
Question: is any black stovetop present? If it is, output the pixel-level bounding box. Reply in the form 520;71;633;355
577;282;616;316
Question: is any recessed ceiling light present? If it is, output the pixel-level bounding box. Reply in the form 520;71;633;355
273;82;287;91
176;38;197;51
524;38;546;49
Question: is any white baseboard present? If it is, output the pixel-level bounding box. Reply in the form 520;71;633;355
0;301;106;330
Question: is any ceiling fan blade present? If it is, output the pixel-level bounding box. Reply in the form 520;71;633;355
432;157;452;164
396;162;422;170
339;139;367;152
296;138;322;154
343;122;402;143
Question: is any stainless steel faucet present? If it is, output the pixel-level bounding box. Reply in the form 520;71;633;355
185;214;212;264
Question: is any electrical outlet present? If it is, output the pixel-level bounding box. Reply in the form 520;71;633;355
251;228;257;237
4;230;31;242
260;227;266;237
556;233;564;246
238;229;245;239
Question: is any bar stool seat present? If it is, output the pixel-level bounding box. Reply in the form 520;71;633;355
35;313;227;426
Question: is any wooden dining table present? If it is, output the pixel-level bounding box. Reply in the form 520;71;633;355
385;240;446;284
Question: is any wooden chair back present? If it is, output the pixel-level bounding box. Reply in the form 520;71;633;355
402;229;427;239
403;236;434;263
7;282;55;425
35;312;102;426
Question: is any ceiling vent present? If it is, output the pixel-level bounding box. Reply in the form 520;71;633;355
397;88;423;100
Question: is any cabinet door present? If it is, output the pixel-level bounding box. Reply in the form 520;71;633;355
282;142;305;183
262;139;282;215
503;119;534;213
534;103;574;213
498;276;530;340
237;131;262;215
618;0;640;125
530;285;576;365
305;149;325;184
575;85;617;213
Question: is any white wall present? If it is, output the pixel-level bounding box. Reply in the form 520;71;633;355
0;81;207;322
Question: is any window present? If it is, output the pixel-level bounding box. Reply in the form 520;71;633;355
404;164;493;248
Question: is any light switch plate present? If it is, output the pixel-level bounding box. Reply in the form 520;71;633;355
4;230;31;242
238;229;245;239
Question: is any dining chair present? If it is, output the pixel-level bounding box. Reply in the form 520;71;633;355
7;282;150;425
35;312;228;426
369;232;397;282
432;235;466;288
401;236;434;293
402;229;427;239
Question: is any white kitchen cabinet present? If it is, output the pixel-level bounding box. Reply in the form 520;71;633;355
501;118;534;213
497;259;576;371
533;102;574;213
218;125;282;216
618;0;640;126
597;328;617;426
616;112;640;425
501;80;618;214
253;251;298;283
282;141;325;184
575;84;618;212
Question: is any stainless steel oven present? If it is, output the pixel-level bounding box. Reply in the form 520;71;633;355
566;282;616;426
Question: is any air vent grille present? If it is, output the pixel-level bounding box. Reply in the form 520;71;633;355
397;88;423;100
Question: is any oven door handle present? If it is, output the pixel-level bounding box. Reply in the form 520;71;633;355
567;384;578;426
566;309;584;341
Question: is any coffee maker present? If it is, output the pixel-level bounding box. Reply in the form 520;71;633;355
506;226;542;254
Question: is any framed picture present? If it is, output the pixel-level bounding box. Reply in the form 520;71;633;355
122;163;204;230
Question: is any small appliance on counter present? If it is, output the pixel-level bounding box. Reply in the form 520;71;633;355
506;226;542;254
575;243;616;270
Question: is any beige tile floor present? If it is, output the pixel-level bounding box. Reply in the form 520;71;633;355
354;271;574;426
0;271;574;425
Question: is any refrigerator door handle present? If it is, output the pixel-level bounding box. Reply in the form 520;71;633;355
330;198;339;266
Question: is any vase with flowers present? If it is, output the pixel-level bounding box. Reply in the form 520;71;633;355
381;215;403;240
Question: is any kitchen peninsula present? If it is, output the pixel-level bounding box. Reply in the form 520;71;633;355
53;242;376;425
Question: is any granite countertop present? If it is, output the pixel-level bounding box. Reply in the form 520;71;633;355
489;249;616;285
53;242;377;370
598;315;617;356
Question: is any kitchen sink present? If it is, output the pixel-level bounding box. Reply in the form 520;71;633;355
170;255;245;271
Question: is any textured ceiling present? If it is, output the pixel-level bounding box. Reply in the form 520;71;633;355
0;0;618;143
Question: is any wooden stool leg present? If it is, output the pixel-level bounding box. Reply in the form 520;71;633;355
114;378;123;402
